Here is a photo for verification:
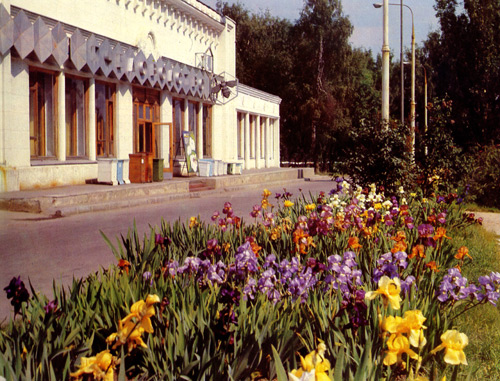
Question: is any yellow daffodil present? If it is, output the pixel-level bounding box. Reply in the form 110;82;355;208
383;334;420;366
430;330;468;365
70;350;115;381
289;342;330;381
365;276;402;310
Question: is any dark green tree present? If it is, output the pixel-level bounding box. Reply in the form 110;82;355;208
286;0;353;168
428;0;500;147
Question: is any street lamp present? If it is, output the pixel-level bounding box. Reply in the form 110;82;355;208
375;2;415;161
373;0;390;124
373;2;404;124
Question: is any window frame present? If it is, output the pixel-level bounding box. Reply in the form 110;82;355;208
29;68;58;160
65;74;89;159
95;81;116;158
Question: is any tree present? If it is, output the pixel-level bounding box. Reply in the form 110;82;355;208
286;0;353;168
428;0;500;147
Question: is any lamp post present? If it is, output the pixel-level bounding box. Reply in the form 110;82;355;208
374;2;415;160
373;0;390;123
422;65;428;156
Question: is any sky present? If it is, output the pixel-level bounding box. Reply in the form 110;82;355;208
201;0;440;59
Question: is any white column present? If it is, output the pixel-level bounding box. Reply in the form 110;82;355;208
87;78;96;161
57;71;66;161
275;118;281;167
160;91;172;167
244;112;250;169
183;99;189;132
197;102;203;158
115;83;133;183
255;115;261;169
264;117;270;168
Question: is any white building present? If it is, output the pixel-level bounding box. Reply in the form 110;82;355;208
0;0;281;191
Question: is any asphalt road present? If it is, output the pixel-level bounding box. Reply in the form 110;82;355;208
0;177;335;320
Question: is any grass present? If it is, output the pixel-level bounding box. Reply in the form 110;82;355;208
454;225;500;379
464;202;500;213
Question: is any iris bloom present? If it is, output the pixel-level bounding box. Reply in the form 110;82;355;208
106;294;160;351
365;276;402;310
289;342;331;381
383;311;427;349
305;203;316;212
118;259;131;274
284;200;294;208
70;350;115;381
430;330;468;365
383;334;420;366
409;245;425;259
348;236;362;250
455;246;472;260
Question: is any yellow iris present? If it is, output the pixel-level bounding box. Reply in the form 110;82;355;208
430;330;468;365
106;294;160;352
70;350;115;381
382;310;427;349
383;334;420;366
284;200;294;208
262;188;271;198
365;276;402;310
289;342;331;381
305;203;316;212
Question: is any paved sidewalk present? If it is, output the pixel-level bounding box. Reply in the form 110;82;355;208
0;167;315;216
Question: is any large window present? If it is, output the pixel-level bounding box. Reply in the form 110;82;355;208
29;70;56;158
95;82;115;157
202;104;212;158
65;76;88;157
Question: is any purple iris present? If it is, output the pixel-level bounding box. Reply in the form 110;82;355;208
4;276;30;315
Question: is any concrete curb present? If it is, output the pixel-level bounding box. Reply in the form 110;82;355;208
0;167;318;216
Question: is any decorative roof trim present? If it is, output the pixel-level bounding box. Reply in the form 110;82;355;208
238;84;282;105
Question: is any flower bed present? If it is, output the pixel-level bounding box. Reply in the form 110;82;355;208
0;180;495;380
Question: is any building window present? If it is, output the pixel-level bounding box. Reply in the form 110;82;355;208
95;82;115;158
260;117;266;159
65;76;88;158
188;101;199;148
237;112;244;159
173;98;185;157
202;104;212;158
29;70;56;158
249;115;255;159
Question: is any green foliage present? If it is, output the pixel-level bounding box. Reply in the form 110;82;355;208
466;144;500;209
0;186;497;380
428;0;500;147
333;119;413;191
